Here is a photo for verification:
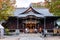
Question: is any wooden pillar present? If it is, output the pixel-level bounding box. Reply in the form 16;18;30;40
15;17;20;34
17;17;19;29
44;17;47;34
54;21;56;28
44;17;46;30
26;20;27;28
23;23;24;28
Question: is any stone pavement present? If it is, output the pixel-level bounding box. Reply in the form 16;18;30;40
0;35;20;40
19;33;44;40
0;33;60;40
44;36;60;40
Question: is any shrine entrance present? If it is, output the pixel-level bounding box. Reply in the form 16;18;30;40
25;20;37;33
21;15;44;33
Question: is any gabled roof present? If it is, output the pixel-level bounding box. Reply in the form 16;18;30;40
20;6;43;15
14;6;53;17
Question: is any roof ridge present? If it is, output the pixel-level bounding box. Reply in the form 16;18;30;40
19;6;43;15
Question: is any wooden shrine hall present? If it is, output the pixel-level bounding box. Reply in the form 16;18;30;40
2;6;60;33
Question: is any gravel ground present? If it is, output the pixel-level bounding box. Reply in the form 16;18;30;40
0;33;60;40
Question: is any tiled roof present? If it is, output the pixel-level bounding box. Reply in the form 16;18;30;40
14;7;53;17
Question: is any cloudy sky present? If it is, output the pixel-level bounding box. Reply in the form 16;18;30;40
15;0;44;8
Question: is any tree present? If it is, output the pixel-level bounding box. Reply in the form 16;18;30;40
0;0;15;22
49;0;60;16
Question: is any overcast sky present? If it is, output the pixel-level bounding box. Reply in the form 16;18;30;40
15;0;44;8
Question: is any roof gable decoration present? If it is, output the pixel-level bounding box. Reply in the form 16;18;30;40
19;6;43;15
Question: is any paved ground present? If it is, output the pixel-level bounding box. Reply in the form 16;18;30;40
19;33;44;40
0;33;60;40
44;36;60;40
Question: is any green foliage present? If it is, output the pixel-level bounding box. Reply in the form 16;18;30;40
0;0;15;21
32;3;45;8
49;0;60;16
5;28;10;35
